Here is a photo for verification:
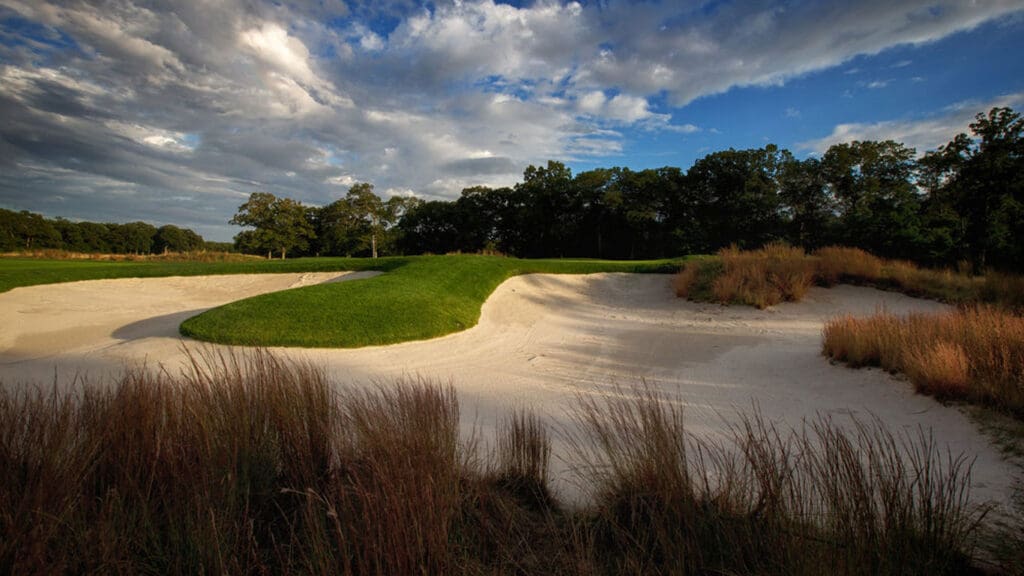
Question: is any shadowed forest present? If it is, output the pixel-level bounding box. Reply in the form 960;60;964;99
2;106;1021;273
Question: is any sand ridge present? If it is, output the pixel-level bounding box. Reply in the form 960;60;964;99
0;271;1019;514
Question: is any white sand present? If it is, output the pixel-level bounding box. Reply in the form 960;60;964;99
0;271;1019;513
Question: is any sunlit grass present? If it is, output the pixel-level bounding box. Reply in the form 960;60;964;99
180;255;681;348
673;244;1019;310
0;255;398;294
823;307;1024;417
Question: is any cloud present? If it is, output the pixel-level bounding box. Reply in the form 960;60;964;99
442;156;518;176
572;0;1024;106
799;92;1024;155
0;0;1022;239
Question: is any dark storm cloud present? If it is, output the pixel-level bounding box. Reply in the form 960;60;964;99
442;156;518;176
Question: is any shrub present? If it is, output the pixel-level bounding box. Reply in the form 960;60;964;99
675;244;1008;311
709;243;816;308
814;246;884;286
823;307;1024;415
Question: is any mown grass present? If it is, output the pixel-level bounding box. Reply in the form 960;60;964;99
673;244;1020;310
0;255;399;294
823;307;1024;418
0;350;1006;575
1;248;262;262
180;255;680;348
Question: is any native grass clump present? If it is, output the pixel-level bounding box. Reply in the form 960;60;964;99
673;244;1021;310
0;350;1001;575
823;307;1024;416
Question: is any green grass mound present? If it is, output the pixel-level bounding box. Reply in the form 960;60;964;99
179;255;679;348
0;256;390;294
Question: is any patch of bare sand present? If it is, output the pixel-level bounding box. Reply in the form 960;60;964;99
0;271;377;367
0;272;1018;516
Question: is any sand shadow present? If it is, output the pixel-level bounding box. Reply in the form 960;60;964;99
111;309;209;341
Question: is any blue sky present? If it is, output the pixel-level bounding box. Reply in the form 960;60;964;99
1;0;1023;241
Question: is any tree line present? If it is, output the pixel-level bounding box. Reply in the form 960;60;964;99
235;106;1020;273
0;208;216;254
229;183;419;260
3;106;1019;271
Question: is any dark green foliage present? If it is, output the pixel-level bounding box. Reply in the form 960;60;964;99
922;107;1024;273
153;224;203;253
0;208;208;255
821;140;925;260
4;105;1021;271
231;192;314;259
391;106;1023;272
0;209;62;250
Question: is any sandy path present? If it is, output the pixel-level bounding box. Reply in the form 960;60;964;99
0;272;1019;513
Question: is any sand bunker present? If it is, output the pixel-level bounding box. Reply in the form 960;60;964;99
0;272;1019;513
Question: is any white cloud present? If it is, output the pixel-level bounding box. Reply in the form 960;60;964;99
1;0;1022;240
799;92;1024;154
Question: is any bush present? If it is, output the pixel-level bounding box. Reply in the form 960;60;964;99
823;307;1024;415
674;244;1009;310
674;243;817;309
815;246;884;286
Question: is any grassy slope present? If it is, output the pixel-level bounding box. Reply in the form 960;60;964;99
1;255;679;348
0;256;397;294
180;255;679;347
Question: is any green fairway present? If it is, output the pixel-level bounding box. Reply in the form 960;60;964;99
0;256;396;294
179;255;680;347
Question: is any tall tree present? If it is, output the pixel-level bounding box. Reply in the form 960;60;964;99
230;192;314;259
821;140;923;259
777;157;835;249
924;107;1024;272
686;145;787;251
516;161;574;257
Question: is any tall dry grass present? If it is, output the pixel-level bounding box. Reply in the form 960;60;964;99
814;246;884;286
0;351;1004;574
673;243;817;309
823;307;1024;415
673;244;1018;310
567;386;989;575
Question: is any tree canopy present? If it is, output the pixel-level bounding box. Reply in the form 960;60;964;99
0;209;209;255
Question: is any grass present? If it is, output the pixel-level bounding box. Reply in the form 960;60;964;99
1;248;261;262
0;350;1005;575
179;255;680;348
822;307;1024;417
1;254;678;348
0;255;398;294
673;244;1020;310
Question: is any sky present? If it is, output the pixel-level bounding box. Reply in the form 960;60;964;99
1;1;1023;242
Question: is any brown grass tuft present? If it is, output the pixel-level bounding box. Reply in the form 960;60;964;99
671;261;703;298
0;352;1006;574
814;246;884;286
706;243;816;308
565;385;989;574
823;307;1024;415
